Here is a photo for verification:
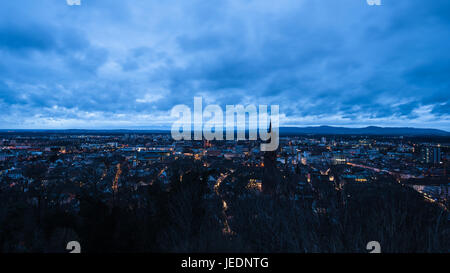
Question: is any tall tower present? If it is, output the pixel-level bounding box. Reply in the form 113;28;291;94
262;122;281;194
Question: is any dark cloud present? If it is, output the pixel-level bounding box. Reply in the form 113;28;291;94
0;0;448;130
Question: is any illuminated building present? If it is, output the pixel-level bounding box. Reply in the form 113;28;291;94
247;179;263;192
421;146;441;165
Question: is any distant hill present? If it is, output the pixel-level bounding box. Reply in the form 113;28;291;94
279;126;450;136
1;126;449;136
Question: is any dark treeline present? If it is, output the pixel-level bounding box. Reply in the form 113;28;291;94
0;158;448;253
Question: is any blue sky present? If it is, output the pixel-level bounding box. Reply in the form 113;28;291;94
0;0;449;130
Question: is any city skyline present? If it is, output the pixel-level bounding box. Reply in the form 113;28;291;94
1;0;449;130
0;130;448;253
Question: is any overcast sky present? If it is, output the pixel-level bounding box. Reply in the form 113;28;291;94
0;0;449;130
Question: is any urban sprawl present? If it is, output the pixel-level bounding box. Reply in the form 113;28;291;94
0;132;448;252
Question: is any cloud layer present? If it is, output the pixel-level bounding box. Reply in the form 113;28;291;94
0;0;449;130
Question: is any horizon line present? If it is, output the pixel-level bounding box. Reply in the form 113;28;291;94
0;125;448;133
